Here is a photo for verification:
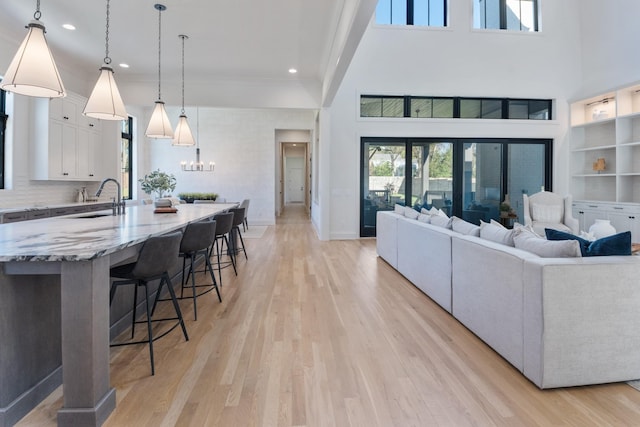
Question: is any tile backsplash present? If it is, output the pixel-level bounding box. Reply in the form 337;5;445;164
0;176;117;209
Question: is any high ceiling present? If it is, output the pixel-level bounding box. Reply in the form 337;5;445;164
0;0;377;108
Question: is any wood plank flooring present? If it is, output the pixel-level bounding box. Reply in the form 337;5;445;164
17;204;640;426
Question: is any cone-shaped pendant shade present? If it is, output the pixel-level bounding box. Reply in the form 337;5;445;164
84;66;127;120
0;21;65;98
172;114;195;146
145;101;173;138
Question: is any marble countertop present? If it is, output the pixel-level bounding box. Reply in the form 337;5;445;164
0;203;237;262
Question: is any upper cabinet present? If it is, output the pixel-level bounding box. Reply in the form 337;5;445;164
31;92;106;181
570;83;640;203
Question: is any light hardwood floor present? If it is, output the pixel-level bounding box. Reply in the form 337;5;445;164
18;204;640;426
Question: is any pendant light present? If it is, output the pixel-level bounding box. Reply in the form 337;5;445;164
172;35;195;146
83;0;127;120
145;4;173;139
181;107;214;172
0;0;65;98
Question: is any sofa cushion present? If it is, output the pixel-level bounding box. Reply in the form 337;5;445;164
417;213;431;223
545;228;632;257
452;216;480;236
513;227;581;258
480;220;516;246
394;204;405;215
404;206;419;219
532;203;562;223
430;213;452;229
421;207;439;216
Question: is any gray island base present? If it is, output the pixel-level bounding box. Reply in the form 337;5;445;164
0;204;237;427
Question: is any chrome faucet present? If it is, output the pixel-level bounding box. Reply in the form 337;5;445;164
95;178;125;215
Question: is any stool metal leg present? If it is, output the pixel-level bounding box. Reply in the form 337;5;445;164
143;281;155;375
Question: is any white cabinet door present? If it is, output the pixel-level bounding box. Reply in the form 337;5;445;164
48;121;78;179
77;128;100;180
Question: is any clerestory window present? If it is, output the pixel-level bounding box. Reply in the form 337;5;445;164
473;0;539;32
375;0;447;27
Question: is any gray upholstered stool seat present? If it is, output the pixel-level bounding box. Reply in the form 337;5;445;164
109;231;189;375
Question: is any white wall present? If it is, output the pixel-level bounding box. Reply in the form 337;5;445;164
579;0;640;95
146;106;315;226
324;0;583;239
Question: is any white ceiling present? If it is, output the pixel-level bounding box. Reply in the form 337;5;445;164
0;0;377;108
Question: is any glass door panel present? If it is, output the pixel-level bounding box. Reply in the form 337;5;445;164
361;142;406;236
508;143;546;222
462;142;503;224
411;142;453;216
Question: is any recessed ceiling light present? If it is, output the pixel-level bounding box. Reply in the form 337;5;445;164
288;68;297;74
62;24;76;30
119;63;129;68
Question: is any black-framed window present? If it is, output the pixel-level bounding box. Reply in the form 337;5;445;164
375;0;447;27
0;90;6;190
362;95;552;120
360;137;552;236
473;0;539;32
121;117;133;199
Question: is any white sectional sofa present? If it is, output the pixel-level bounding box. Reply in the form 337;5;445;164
377;210;640;388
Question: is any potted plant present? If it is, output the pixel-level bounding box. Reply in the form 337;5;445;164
139;169;177;199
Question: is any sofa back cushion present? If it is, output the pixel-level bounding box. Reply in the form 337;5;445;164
514;227;581;258
452;216;480;236
404;206;419;219
480;220;516;246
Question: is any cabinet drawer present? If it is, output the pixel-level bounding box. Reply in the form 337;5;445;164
2;211;28;223
27;209;51;220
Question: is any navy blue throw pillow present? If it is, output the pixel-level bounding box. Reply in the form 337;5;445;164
545;228;632;257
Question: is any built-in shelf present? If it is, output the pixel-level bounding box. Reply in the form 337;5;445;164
570;81;640;204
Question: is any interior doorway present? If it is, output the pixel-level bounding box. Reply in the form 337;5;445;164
279;142;309;215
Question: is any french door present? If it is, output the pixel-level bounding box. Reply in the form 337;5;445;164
360;137;552;237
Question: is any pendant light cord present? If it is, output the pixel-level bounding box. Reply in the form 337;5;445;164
104;0;111;64
180;35;186;114
157;5;162;101
34;0;41;20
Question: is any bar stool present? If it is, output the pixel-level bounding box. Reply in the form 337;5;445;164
109;231;188;375
210;211;236;286
229;207;248;261
177;219;221;320
239;199;250;231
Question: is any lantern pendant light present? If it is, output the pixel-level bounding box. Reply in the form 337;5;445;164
145;4;173;139
0;0;66;98
83;0;128;120
172;35;195;146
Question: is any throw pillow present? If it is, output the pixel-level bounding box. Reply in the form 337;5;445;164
417;213;431;223
513;227;581;258
451;217;480;236
430;214;452;229
421;207;439;216
480;220;516;246
404;206;419;220
531;203;563;224
394;204;404;215
545;228;632;257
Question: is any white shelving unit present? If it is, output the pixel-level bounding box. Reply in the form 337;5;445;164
570;82;640;239
570;83;640;203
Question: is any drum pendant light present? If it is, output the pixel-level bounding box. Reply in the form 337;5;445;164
83;0;128;120
0;0;66;98
145;4;173;139
172;35;195;146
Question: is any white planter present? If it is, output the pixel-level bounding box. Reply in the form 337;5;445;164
589;219;616;239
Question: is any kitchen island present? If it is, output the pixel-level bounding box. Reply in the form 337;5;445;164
0;203;237;427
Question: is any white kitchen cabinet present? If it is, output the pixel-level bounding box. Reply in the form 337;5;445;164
31;92;104;181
